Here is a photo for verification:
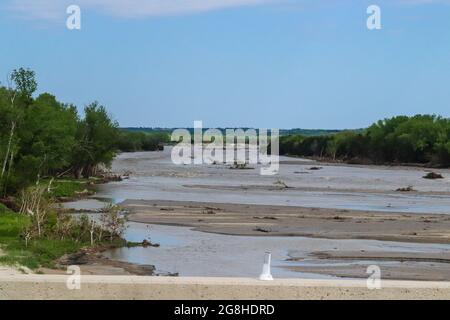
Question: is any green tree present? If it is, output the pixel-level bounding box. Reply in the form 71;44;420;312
279;114;450;167
0;68;38;194
15;93;78;184
72;102;119;178
10;68;37;103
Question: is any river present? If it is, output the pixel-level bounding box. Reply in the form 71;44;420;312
64;149;450;279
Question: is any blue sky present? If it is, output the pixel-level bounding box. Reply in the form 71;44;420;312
1;0;450;129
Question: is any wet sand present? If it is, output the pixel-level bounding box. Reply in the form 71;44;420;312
123;199;450;244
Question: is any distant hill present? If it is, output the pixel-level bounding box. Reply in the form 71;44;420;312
120;127;347;137
279;129;342;136
121;127;172;134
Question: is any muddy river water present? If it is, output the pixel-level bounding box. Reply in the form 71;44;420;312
65;149;450;279
97;150;450;214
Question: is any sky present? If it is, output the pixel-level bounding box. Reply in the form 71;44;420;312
1;0;450;129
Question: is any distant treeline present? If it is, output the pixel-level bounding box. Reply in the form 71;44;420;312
280;129;346;136
280;115;450;167
116;131;169;152
122;127;343;137
121;127;172;134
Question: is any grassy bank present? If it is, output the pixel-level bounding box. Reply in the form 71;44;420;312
0;203;84;269
42;176;123;199
44;178;89;198
0;178;126;271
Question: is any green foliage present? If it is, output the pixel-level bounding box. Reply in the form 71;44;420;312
72;102;119;178
13;94;79;188
0;236;82;269
0;205;72;269
0;69;120;193
10;68;37;101
43;178;87;198
0;68;130;270
0;200;126;269
116;131;169;152
280;115;450;167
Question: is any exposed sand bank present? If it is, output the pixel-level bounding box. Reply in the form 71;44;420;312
286;251;450;281
123;199;450;244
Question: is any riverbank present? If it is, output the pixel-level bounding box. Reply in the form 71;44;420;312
0;175;140;275
1;275;449;300
38;246;155;276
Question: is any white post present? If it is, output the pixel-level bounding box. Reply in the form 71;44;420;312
259;252;273;281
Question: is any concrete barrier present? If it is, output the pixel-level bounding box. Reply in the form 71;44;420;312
1;275;450;300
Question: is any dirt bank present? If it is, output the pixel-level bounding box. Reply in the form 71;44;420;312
38;247;155;276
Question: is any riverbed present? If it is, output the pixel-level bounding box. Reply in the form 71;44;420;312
65;149;450;280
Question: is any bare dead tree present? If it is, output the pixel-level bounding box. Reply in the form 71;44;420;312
20;183;50;238
23;226;33;248
55;213;73;241
90;220;96;246
100;204;126;243
1;81;17;180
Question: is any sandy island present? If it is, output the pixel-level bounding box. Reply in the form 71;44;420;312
123;199;450;244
